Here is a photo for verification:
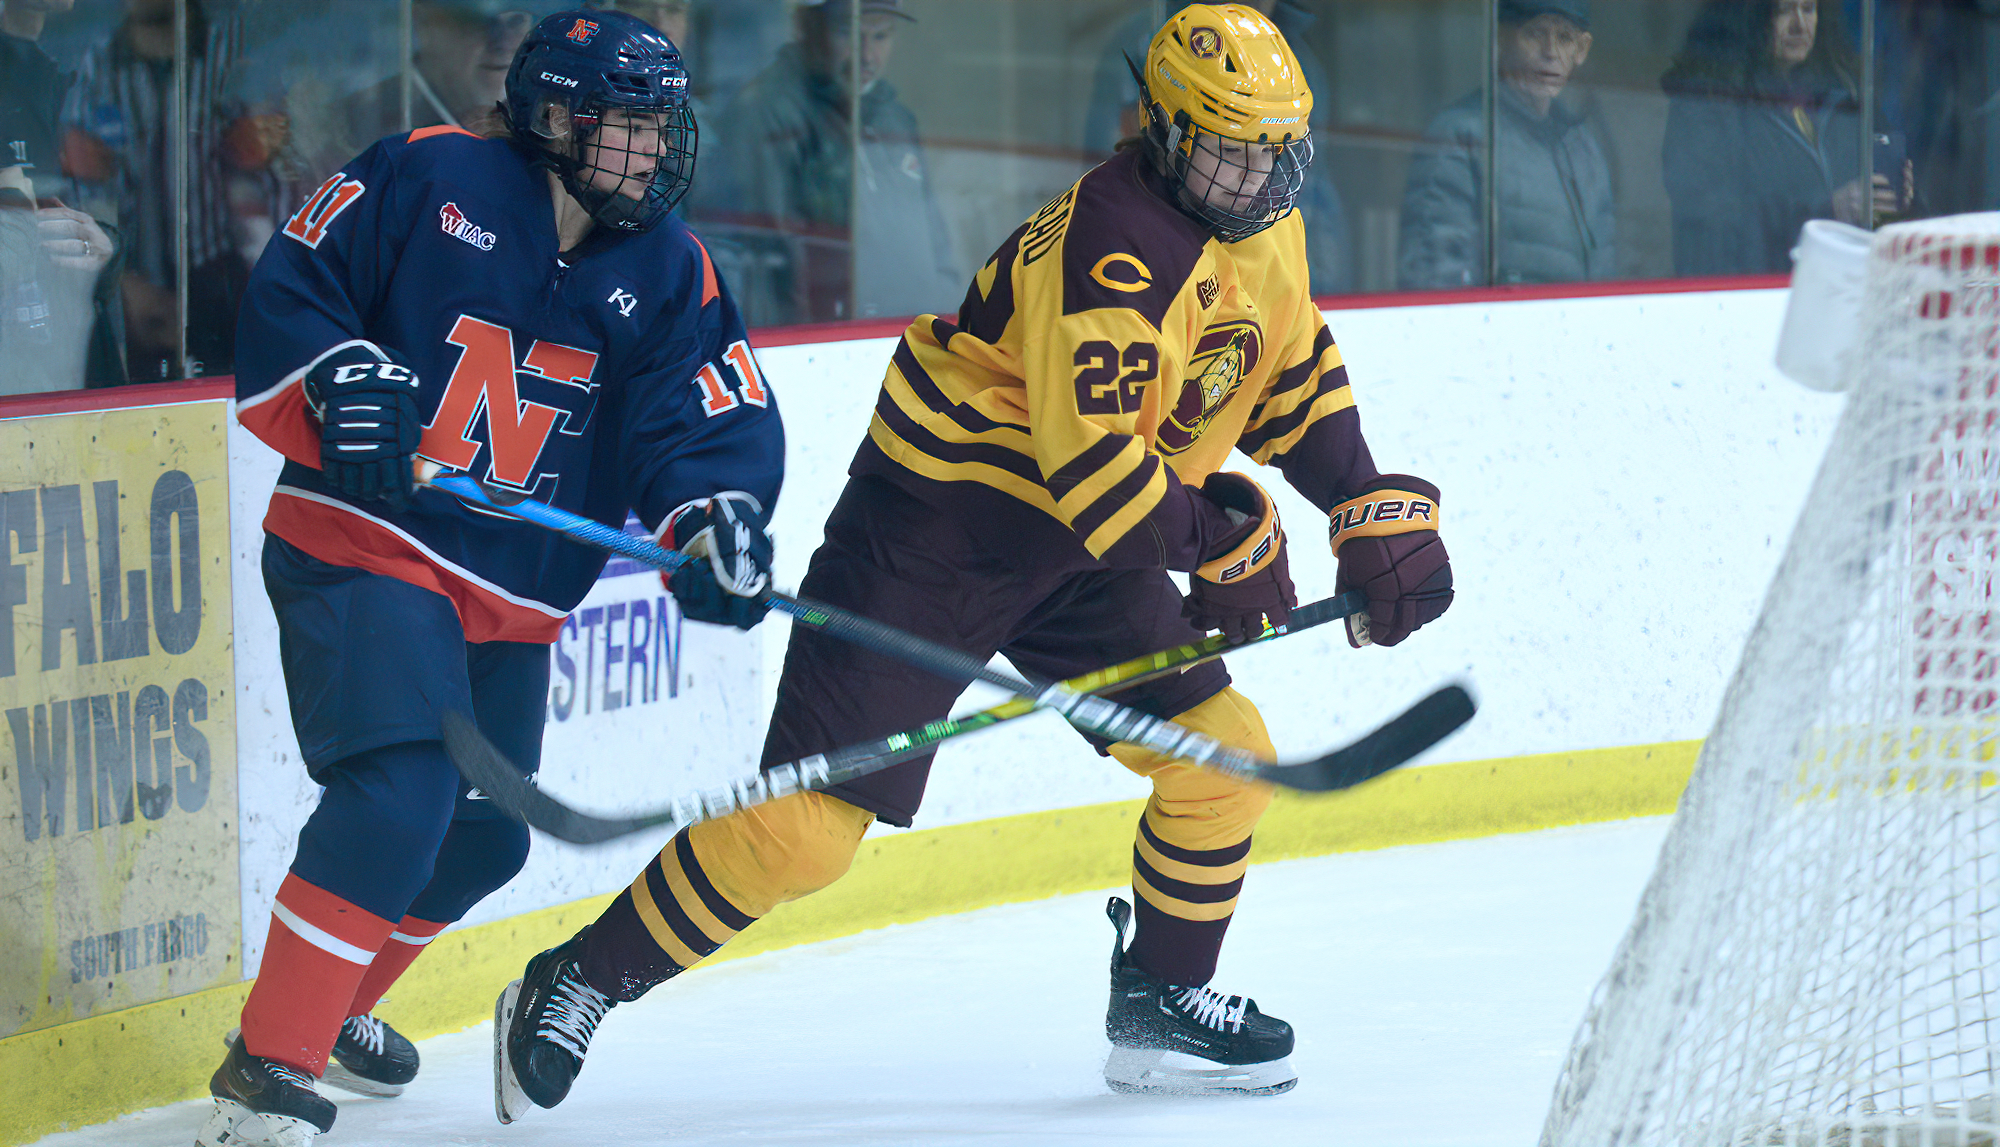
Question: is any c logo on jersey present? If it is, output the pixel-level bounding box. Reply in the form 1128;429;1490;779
1089;253;1153;294
566;18;599;44
418;315;602;499
1157;320;1262;456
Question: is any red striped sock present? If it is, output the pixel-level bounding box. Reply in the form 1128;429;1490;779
239;873;396;1075
346;915;449;1018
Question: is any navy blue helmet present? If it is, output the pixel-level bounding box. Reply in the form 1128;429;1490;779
503;9;696;233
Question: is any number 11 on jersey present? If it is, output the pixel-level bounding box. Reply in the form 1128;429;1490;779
693;340;769;417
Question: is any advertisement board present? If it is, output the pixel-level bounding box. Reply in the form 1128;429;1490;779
0;401;238;1038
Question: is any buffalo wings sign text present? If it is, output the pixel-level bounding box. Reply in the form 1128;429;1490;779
0;402;237;1039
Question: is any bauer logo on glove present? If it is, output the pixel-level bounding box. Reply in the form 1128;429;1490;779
1329;475;1453;649
1328;489;1438;544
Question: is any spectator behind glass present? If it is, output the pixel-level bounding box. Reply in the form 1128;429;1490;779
0;0;117;393
1397;0;1615;289
697;0;958;327
286;1;533;188
1660;0;1902;275
1082;0;1353;295
60;0;287;381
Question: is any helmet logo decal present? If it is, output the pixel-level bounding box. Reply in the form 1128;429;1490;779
1158;321;1262;456
1188;27;1223;59
566;18;599;45
1089;253;1154;294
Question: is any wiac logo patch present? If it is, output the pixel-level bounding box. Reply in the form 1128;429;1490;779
440;202;497;251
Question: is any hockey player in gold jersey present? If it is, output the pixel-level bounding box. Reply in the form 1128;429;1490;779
494;3;1453;1113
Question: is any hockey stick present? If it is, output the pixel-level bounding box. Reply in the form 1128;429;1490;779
443;590;1369;844
427;470;1473;794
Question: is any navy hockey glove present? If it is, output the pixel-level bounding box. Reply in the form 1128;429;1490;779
1329;475;1453;648
1183;472;1295;643
305;349;423;511
661;492;774;630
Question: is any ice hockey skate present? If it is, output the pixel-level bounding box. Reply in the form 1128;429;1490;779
225;1013;418;1099
195;1035;336;1147
495;927;615;1123
325;1014;419;1097
1102;897;1297;1097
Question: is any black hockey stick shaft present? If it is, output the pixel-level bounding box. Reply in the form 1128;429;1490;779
443;595;1474;845
446;592;1367;844
425;470;1343;780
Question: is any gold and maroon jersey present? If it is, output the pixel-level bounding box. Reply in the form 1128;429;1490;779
857;147;1377;569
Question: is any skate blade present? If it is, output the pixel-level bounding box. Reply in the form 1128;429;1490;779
493;978;532;1124
1104;1047;1298;1097
195;1097;320;1147
322;1059;406;1098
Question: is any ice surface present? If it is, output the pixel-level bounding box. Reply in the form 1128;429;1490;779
32;817;1669;1147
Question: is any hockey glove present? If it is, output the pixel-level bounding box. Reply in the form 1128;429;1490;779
1183;472;1296;643
1329;474;1453;648
661;492;774;630
305;349;423;511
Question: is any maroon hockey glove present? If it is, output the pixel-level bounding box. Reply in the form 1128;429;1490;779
1330;474;1453;648
304;348;423;511
1183;472;1295;643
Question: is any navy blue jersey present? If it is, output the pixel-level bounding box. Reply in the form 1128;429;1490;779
236;126;783;643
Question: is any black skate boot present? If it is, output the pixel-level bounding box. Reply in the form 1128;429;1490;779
494;927;615;1123
325;1013;419;1097
195;1035;336;1147
223;1013;417;1099
1102;896;1297;1096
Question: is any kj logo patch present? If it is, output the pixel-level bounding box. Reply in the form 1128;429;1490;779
566;18;599;44
440;202;497;251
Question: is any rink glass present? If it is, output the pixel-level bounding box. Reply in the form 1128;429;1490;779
0;0;1958;393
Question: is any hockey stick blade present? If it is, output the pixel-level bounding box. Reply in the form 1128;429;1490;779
1256;683;1477;793
441;711;669;845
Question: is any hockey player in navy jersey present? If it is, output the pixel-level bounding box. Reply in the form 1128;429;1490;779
203;11;782;1146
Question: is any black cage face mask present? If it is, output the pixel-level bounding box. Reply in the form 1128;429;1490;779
562;101;697;233
1153;110;1315;244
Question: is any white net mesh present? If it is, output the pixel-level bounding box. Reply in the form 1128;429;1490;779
1540;213;2000;1147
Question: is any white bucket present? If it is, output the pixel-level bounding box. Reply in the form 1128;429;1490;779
1774;218;1873;393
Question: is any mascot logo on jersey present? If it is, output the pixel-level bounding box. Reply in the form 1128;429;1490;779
1188;27;1224;60
1158;320;1262;455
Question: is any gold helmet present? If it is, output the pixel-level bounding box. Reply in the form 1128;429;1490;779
1135;4;1316;242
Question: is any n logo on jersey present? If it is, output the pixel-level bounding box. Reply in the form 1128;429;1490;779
419;316;601;499
285;173;366;249
1157;320;1262;456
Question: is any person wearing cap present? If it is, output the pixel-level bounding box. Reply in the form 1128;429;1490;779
1396;0;1617;288
693;0;959;327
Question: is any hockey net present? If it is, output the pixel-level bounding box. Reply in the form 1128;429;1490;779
1540;214;2000;1147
